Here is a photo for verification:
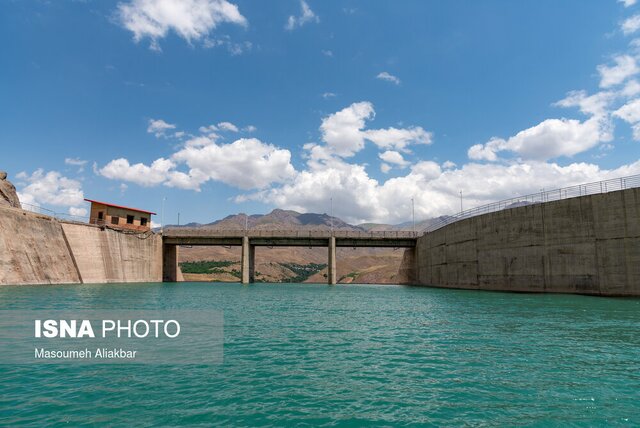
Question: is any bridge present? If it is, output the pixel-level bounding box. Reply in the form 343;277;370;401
162;229;418;284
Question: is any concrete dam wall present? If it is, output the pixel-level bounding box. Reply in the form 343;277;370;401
0;206;162;285
61;223;162;283
415;187;640;296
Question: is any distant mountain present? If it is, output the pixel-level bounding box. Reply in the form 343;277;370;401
167;208;364;231
164;209;453;233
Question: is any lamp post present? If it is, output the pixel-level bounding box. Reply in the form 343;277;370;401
411;197;415;236
330;197;333;233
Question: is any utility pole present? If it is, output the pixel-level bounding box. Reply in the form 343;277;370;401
161;196;167;234
411;198;415;236
330;197;333;233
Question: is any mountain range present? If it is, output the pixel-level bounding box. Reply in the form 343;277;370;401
166;208;448;232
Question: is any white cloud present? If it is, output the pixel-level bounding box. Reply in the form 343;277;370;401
217;121;239;132
16;169;85;211
285;0;319;30
613;98;640;139
99;158;175;187
319;101;432;157
380;163;392;174
147;119;176;137
69;207;88;217
613;97;640;123
100;136;296;191
321;49;333;57
555;90;614;116
320;102;374;157
64;158;87;167
468;138;502;161
468;116;611;162
621;79;640;97
376;71;401;85
243;125;257;132
379;150;409;166
170;138;296;190
620;0;637;7
365;127;432;151
622;14;640;35
65;157;88;172
597;55;639;87
203;36;252;55
442;160;457;169
117;0;247;51
322;92;336;99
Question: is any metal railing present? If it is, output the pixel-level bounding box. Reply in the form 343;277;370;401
17;202;89;224
424;174;640;233
164;228;419;239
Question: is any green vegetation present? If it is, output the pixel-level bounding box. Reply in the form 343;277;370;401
179;260;326;283
280;263;327;283
180;260;236;274
339;272;359;282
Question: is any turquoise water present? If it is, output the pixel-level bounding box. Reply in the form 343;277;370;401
0;282;638;426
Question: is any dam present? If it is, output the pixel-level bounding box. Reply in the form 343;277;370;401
1;173;639;296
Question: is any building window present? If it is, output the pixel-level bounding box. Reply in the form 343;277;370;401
140;217;148;227
98;211;104;220
127;215;134;224
111;216;119;225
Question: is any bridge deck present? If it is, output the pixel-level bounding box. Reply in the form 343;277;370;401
162;228;418;248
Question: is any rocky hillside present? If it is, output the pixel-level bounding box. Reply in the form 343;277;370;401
0;171;21;209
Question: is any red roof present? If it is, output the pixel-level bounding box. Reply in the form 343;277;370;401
84;199;157;215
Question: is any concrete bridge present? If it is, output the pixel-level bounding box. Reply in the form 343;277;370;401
162;229;418;284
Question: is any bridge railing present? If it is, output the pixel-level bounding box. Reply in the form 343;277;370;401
424;173;640;233
163;228;418;239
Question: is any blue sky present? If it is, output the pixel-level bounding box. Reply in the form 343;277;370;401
2;0;640;225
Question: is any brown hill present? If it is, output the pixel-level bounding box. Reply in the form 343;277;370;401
194;208;362;231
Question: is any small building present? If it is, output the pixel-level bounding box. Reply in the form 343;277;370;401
85;199;156;232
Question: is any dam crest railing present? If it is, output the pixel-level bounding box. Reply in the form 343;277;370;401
423;173;640;233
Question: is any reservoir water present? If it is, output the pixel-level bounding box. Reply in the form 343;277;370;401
1;282;638;426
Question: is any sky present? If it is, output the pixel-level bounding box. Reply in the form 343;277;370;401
2;0;640;226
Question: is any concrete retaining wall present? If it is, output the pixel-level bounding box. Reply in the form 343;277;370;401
0;205;162;285
415;188;640;296
61;223;162;284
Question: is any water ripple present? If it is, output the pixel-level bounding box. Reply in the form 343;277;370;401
0;283;638;426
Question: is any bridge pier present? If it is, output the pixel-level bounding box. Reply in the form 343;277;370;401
162;243;179;282
328;236;336;285
162;229;417;286
241;236;255;284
